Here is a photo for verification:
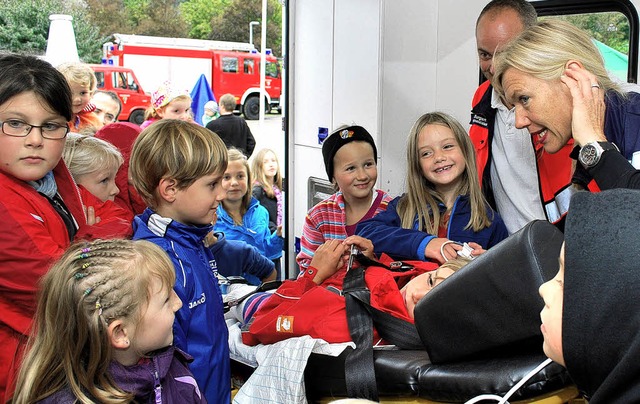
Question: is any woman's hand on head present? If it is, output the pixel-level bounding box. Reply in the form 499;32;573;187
309;239;348;284
425;238;460;264
343;235;375;259
560;63;607;146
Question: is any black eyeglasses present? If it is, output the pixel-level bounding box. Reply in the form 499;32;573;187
1;119;70;140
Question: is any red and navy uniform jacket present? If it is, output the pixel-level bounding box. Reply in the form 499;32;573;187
469;80;583;229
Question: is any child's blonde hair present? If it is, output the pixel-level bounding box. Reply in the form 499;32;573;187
225;148;253;224
62;133;123;181
57;62;97;91
130;119;228;209
398;111;491;233
251;148;283;198
12;239;176;404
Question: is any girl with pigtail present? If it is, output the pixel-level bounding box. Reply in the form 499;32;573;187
11;239;204;404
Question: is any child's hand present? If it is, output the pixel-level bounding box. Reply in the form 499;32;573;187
466;242;486;257
343;235;375;259
309;239;348;284
425;238;460;264
276;225;283;237
83;205;101;225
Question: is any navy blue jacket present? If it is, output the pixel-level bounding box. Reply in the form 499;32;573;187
133;209;229;404
209;231;275;285
356;194;508;261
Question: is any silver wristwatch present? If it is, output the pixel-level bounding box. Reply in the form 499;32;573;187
578;141;619;168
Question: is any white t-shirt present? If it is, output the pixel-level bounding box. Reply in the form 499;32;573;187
489;89;546;234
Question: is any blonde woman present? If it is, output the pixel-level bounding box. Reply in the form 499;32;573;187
493;19;640;190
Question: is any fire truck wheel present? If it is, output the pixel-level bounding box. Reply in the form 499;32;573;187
243;96;262;120
129;110;145;125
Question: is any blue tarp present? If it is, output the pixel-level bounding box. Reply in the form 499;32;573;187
190;74;216;125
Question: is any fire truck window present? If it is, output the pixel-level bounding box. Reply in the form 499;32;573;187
223;57;238;73
265;61;279;78
244;59;255;74
125;73;138;91
94;72;105;89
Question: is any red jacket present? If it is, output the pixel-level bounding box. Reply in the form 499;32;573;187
469;81;586;226
0;161;87;399
78;186;133;239
95;122;147;216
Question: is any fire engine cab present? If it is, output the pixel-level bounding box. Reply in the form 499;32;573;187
104;33;282;120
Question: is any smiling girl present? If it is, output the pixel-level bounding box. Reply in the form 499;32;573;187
357;112;507;263
296;125;393;272
140;81;192;130
215;148;284;265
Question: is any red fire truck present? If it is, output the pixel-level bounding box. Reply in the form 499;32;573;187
104;34;282;120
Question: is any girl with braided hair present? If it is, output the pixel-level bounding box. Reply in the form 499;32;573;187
11;239;204;404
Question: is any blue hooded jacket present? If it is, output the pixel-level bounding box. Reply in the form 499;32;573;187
215;197;284;260
133;209;230;404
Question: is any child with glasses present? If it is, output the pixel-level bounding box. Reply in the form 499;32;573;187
0;54;100;400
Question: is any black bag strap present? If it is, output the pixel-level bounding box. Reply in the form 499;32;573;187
342;262;424;400
343;265;378;401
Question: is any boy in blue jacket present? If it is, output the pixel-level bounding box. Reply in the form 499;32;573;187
130;119;230;403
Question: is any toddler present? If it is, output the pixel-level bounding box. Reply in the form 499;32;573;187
140;81;192;129
62;133;133;237
56;62;101;133
201;100;219;126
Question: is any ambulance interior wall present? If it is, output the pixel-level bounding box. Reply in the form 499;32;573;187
288;0;485;267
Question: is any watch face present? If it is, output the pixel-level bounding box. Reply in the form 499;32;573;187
580;144;599;167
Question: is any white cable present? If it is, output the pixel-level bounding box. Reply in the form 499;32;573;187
439;240;457;262
463;358;554;404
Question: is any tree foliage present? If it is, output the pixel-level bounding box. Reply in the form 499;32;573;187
181;0;231;39
0;0;284;61
209;0;283;56
0;0;103;63
546;12;630;54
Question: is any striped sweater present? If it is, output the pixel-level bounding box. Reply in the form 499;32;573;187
296;189;393;271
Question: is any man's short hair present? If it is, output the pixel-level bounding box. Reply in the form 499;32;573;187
477;0;537;28
219;93;237;112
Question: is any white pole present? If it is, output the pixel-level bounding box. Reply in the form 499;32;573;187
45;14;79;67
259;0;267;130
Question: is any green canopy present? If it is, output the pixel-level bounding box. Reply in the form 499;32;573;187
593;39;628;81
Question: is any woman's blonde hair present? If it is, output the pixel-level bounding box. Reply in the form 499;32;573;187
493;19;623;99
251;148;283;198
57;62;97;91
129;119;228;209
223;148;253;224
62;133;123;181
12;239;176;404
143;94;191;120
398;112;491;233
